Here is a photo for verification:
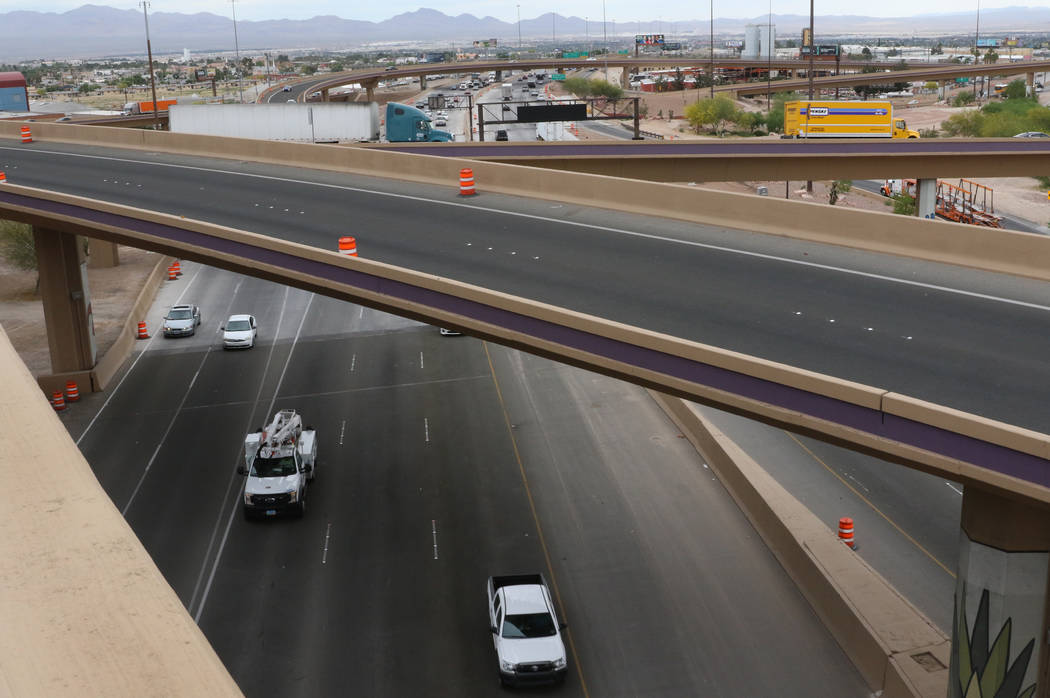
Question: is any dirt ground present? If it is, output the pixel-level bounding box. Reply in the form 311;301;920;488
0;247;161;377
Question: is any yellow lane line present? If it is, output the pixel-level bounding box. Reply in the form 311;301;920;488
483;341;590;697
784;431;956;579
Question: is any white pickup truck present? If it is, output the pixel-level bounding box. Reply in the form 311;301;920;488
237;409;317;519
487;574;568;687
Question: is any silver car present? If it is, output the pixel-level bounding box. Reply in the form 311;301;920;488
163;304;201;337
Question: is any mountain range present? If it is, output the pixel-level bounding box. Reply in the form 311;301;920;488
1;4;1047;63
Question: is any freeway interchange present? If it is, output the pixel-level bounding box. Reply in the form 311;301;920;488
3;136;1048;694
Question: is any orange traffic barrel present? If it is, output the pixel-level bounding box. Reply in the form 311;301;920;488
167;266;177;281
0;171;7;184
459;168;476;196
20;126;32;144
51;391;66;411
171;260;182;275
136;321;150;339
838;517;856;550
65;381;80;402
338;236;358;257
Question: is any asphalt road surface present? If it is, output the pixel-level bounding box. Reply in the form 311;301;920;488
68;261;869;697
3;138;1049;439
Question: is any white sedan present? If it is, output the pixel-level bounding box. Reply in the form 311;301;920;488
222;314;257;349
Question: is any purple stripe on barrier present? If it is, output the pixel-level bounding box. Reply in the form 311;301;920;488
373;140;1050;159
3;188;1049;490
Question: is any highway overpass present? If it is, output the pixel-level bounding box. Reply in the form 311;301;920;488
3;124;1050;696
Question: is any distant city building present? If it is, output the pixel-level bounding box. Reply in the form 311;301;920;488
0;72;29;112
743;23;776;60
183;48;191;63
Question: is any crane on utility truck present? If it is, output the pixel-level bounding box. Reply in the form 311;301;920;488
237;409;317;519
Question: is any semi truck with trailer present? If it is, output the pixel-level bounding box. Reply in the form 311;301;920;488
783;100;920;138
237;409;317;519
487;574;568;687
169;101;451;142
501;83;514;100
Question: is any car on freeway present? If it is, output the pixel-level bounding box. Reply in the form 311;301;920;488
415;101;426;108
221;314;257;349
282;86;292;92
286;99;296;103
1014;131;1049;138
434;118;447;126
530;91;540;97
385;65;398;71
163;304;201;337
495;129;509;141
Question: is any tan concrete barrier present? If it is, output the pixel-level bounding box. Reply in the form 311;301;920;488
0;325;243;697
3;122;1050;282
651;392;950;698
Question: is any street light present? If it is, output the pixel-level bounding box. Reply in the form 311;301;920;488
139;0;160;130
230;0;243;103
973;0;981;100
517;4;522;50
709;0;715;98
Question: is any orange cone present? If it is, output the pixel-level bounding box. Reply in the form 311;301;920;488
167;266;177;280
459;168;476;196
171;260;182;275
838;517;856;550
51;391;66;411
20;125;32;144
338;236;358;257
136;321;150;339
0;171;7;184
65;381;80;402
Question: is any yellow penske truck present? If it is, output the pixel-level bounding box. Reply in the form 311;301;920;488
783;100;920;138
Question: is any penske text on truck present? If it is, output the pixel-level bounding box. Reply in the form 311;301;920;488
783;100;920;138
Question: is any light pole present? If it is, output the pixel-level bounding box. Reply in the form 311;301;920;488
517;4;522;50
139;1;160;129
603;0;609;81
709;0;715;98
230;0;243;103
766;0;772;111
973;0;981;100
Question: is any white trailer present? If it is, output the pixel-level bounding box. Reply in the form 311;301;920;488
169;102;380;142
501;83;514;100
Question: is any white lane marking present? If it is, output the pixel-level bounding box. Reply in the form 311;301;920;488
946;482;963;495
845;472;870;493
75;264;209;445
419;351;424;369
339;419;346;445
350;353;356;372
8;144;1050;313
322;523;332;564
193;291;316;623
424;417;430;444
432;520;439;560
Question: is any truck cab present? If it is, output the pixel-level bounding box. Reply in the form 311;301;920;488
487;574;568;686
237;409;317;519
893;118;920;139
385;102;453;142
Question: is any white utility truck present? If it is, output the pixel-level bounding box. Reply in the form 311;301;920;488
501;83;514;100
487;574;568;686
237;409;317;519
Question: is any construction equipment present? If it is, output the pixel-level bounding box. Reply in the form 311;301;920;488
935;179;1004;228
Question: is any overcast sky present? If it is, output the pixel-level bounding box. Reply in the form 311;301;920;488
0;0;1017;23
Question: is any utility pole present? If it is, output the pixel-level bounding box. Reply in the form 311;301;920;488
230;0;243;103
517;5;522;50
140;1;160;130
806;0;814;193
973;0;981;101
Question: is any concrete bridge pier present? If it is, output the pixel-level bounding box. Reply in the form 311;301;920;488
938;80;949;101
1028;72;1036;97
949;485;1050;698
320;88;330;102
34;226;97;378
87;238;119;268
361;78;379;102
419;75;427;89
916;178;937;220
494;70;502;81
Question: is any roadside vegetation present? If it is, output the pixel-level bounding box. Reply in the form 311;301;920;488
0;219;37;272
942;81;1050;137
561;77;623;100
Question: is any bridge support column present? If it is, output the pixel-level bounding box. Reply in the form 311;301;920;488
86;238;119;268
949;486;1050;698
362;78;379;102
1028;72;1036;97
916;177;937;220
939;80;949;101
321;88;330;103
494;70;502;81
34;227;97;374
419;75;427;89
